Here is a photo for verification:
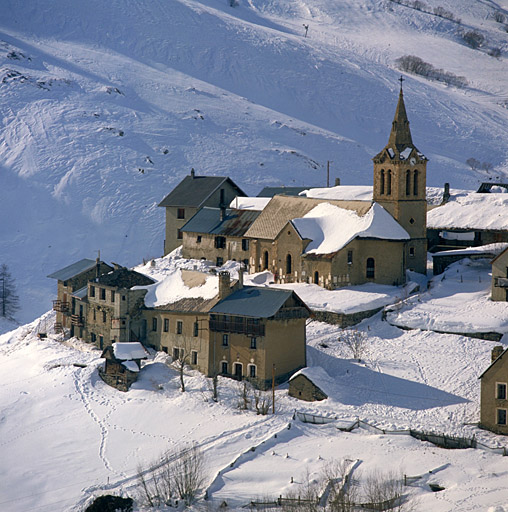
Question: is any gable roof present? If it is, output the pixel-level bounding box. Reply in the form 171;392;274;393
479;347;508;379
158;174;245;208
491;246;508;265
289;366;332;396
210;286;308;318
292;202;409;255
180;207;260;237
47;259;99;281
244;195;371;241
113;342;149;360
257;186;310;197
96;268;155;288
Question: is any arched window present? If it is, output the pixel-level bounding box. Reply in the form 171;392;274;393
380;169;385;195
286;254;292;275
314;271;319;285
263;251;269;270
413;170;418;196
366;258;375;279
406;170;411;196
387;171;392;195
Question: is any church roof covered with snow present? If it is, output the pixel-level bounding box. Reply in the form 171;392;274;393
427;191;508;231
292;202;409;255
299;185;373;201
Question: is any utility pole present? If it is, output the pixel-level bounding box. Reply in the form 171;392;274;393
272;364;276;414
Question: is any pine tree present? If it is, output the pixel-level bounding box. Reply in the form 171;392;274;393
0;264;20;319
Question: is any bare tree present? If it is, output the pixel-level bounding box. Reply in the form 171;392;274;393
253;386;272;415
0;264;19;319
237;380;251;410
338;329;369;361
173;445;206;505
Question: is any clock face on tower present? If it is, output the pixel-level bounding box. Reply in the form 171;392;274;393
410;157;416;165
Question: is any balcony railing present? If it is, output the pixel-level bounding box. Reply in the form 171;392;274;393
71;315;85;327
496;277;508;288
53;300;70;313
209;317;265;336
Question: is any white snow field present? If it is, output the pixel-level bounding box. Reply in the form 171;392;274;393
1;254;508;511
1;0;508;323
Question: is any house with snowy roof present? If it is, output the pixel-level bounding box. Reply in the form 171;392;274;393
158;169;246;256
244;87;427;287
288;366;332;402
100;342;149;391
142;269;311;389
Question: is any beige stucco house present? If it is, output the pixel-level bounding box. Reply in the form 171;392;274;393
491;247;508;302
479;346;508;435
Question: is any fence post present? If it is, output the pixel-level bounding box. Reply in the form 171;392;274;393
404;474;407;486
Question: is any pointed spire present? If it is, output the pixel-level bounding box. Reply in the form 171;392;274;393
387;85;413;149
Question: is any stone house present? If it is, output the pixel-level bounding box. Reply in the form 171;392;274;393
47;258;113;335
180;207;260;268
143;270;311;389
479;346;508;435
100;342;148;391
86;266;155;349
288;367;330;401
158;169;246;256
491;247;508;301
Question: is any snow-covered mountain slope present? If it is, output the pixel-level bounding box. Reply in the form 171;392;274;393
1;0;508;322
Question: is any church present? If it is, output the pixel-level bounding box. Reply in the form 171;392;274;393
166;85;428;289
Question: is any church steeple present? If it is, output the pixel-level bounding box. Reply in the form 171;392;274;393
388;87;413;150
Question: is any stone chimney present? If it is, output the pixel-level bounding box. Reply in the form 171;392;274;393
237;265;244;290
95;251;101;280
492;345;504;362
443;182;450;204
218;271;232;300
190;168;195;179
335;178;341;187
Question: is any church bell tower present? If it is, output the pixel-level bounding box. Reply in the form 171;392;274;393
372;81;427;274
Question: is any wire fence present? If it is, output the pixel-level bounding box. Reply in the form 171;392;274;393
295;411;508;456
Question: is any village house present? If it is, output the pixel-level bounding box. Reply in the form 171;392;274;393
491;247;508;302
288;367;331;402
47;258;113;336
158;169;246;256
100;342;149;391
180;206;260;269
479;346;508;435
143;269;311;389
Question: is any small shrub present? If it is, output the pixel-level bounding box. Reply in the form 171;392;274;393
395;55;467;88
494;11;505;23
461;30;485;49
338;329;368;361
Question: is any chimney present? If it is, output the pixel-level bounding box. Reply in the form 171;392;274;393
190;168;195;179
218;271;231;300
96;250;101;280
335;178;341;187
443;183;450;203
220;206;226;221
492;346;504;362
237;265;244;290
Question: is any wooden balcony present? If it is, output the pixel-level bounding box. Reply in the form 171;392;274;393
71;315;85;327
54;322;63;333
53;300;70;313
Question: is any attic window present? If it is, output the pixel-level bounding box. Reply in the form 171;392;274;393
197;235;202;243
177;208;185;219
409;218;415;224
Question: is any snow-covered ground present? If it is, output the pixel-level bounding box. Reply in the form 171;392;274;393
1;255;508;511
1;0;508;323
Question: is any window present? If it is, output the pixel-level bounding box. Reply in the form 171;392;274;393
242;239;249;251
90;332;96;343
216;257;223;267
314;271;319;285
222;334;229;346
413;170;418;196
250;337;257;349
191;351;198;365
177;321;183;334
243;259;249;270
406;170;411;196
100;288;106;300
286;254;292;274
111;290;115;303
163;318;169;332
249;365;256;378
497;383;507;400
194;321;199;337
387;170;392;195
221;361;228;374
90;285;95;298
162;346;168;353
263;251;269;270
197;235;202;243
122;295;126;301
99;335;104;349
214;236;226;249
93;308;96;321
497;408;507;425
177;208;185;219
177;229;183;240
380;169;385;195
173;347;180;360
102;311;107;323
152;317;157;331
347;250;353;265
366;258;375;279
409;247;415;257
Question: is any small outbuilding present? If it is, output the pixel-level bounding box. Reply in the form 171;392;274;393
289;367;331;402
100;342;149;391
